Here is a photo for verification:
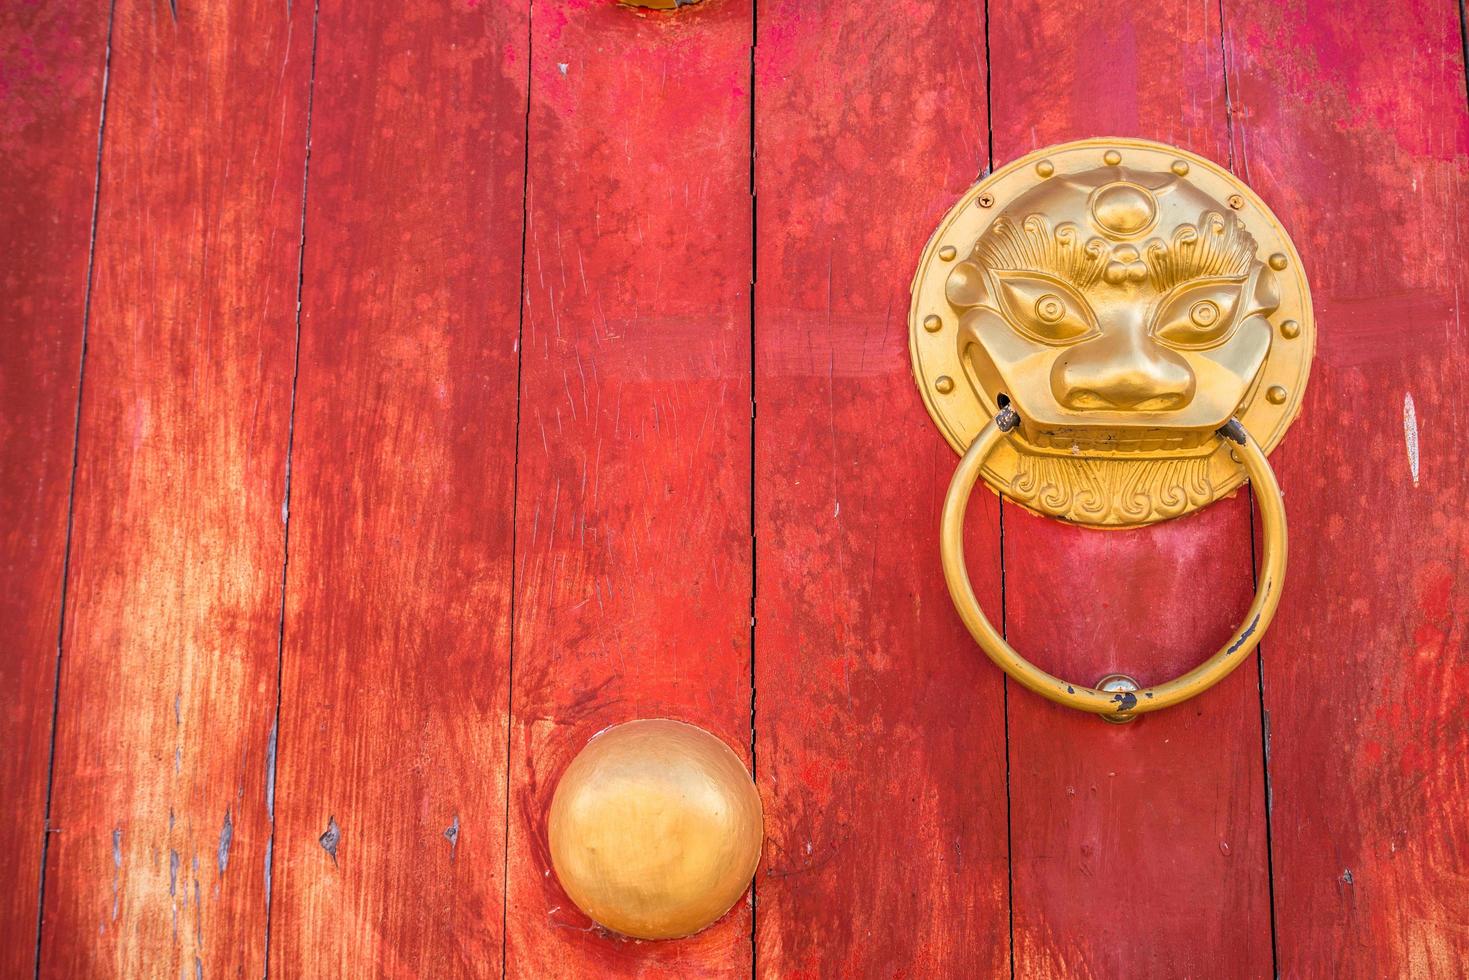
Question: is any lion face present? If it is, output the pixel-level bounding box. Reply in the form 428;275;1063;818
948;166;1279;453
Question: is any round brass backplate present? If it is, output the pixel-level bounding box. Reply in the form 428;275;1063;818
910;138;1314;527
548;719;763;941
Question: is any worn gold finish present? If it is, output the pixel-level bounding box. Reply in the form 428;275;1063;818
910;138;1314;526
1095;673;1141;725
619;0;704;10
941;410;1287;719
548;719;763;940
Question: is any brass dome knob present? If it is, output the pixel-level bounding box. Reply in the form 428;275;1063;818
547;719;763;940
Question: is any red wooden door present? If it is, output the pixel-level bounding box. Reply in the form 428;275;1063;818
1;0;1465;976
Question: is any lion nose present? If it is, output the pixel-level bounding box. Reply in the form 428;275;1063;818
1051;332;1196;411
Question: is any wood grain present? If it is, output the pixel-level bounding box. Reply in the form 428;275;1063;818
0;1;108;972
752;1;1011;975
37;1;312;975
268;1;529;976
1226;0;1469;973
5;1;1467;975
501;1;754;975
987;2;1272;975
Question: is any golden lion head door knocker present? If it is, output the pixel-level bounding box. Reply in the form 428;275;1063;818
910;138;1314;721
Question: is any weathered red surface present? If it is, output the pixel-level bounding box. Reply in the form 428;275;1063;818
1227;0;1469;973
987;2;1272;975
502;0;754;975
752;1;1010;975
3;0;1467;975
0;1;106;973
269;1;528;975
36;1;311;976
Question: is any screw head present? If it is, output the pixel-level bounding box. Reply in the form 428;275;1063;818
977;192;995;208
1227;194;1245;210
1096;673;1140;724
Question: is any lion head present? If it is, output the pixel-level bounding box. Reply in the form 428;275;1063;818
947;165;1280;456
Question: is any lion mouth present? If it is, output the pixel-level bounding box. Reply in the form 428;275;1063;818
1022;427;1216;454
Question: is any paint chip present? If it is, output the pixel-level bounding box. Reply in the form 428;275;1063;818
1403;392;1419;487
319;816;341;865
218;809;233;875
444;815;460;862
112;829;123;922
265;721;278;820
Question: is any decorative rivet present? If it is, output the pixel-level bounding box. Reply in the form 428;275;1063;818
938;245;957;261
935;376;955;394
1103;150;1122;166
1268;253;1289;271
1035;160;1054;178
1227;194;1245;210
1279;319;1301;339
1170;159;1190;176
548;719;763;941
977;193;995;208
923;314;943;333
1092;183;1158;236
1096;673;1140;724
1267;385;1288;405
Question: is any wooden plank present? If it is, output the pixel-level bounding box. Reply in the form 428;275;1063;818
752;2;1011;975
502;0;754;974
1225;1;1469;973
986;3;1273;975
0;1;109;971
268;1;529;975
37;1;312;976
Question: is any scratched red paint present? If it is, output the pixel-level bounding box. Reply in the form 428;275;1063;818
753;1;1010;975
1;0;1466;975
1229;0;1469;973
36;1;311;976
0;2;105;975
270;0;529;975
502;0;753;976
988;3;1272;974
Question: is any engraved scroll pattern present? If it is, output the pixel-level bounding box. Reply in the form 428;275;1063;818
1006;452;1215;526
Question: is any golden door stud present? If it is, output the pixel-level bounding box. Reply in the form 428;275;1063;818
548;719;763;940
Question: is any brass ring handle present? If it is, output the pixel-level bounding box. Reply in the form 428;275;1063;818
941;406;1287;720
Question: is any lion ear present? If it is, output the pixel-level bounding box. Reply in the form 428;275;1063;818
1247;263;1282;317
945;259;991;309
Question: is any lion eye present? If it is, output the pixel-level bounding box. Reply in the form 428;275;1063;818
1189;300;1220;327
1153;277;1247;348
992;271;1096;345
1035;294;1067;322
